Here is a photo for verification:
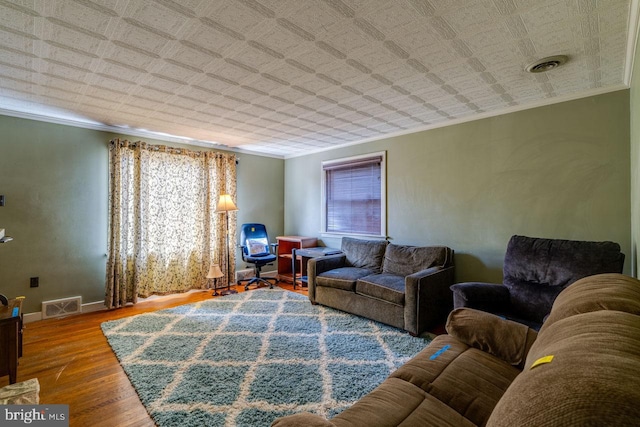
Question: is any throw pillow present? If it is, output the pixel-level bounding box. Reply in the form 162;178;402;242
247;238;269;256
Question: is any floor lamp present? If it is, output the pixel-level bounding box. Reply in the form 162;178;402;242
215;194;238;295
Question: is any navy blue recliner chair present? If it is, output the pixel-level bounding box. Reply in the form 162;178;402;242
238;223;278;290
450;235;625;330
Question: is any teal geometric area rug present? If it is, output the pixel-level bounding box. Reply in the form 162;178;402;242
101;287;431;427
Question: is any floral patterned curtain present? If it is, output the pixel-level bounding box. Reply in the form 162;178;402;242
106;139;237;309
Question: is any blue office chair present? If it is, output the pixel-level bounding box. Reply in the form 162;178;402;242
238;223;278;290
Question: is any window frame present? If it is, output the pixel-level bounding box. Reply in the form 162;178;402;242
320;151;387;239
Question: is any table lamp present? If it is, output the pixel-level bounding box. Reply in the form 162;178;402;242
206;264;224;296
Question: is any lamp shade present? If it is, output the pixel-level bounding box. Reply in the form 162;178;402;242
206;264;224;279
215;194;238;213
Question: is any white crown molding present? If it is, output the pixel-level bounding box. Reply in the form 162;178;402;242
284;85;630;159
625;0;640;85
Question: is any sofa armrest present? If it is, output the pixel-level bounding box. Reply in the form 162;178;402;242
446;308;538;368
404;265;455;335
450;282;510;312
271;412;335;427
307;253;346;303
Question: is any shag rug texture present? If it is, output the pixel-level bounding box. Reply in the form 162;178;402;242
101;287;431;427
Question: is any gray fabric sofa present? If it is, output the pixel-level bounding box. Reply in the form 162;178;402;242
308;237;455;335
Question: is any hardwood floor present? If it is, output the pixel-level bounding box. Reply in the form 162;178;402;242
2;282;306;427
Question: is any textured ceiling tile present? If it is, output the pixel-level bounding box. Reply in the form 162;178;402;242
0;0;633;157
154;61;201;84
520;1;569;37
257;22;309;53
324;25;372;57
227;43;281;73
281;2;346;36
338;75;386;95
289;46;343;75
144;74;186;93
314;62;361;84
88;72;138;93
353;47;400;72
111;19;172;57
41;22;104;53
442;1;497;35
167;43;216;72
0;4;38;35
124;0;190;37
204;1;271;35
360;1;418;35
0;47;37;70
48;1;114;37
0;28;36;54
183;22;236;57
263;61;310;85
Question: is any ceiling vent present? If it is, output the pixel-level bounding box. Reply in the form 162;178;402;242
525;55;568;73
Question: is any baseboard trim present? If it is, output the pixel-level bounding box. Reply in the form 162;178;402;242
23;300;107;323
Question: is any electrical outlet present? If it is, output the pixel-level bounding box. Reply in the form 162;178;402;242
30;277;39;288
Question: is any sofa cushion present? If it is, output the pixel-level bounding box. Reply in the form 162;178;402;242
391;335;520;426
506;279;563;324
489;310;640;427
390;335;469;390
540;273;640;333
382;244;450;277
341;237;388;272
355;273;405;305
427;348;520;426
503;235;624;289
331;377;475;427
316;267;374;291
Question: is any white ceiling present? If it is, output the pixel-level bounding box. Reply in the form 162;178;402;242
0;0;636;158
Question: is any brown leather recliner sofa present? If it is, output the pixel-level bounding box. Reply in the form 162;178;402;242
307;237;455;336
273;273;640;426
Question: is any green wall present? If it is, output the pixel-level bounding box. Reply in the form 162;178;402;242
0;115;284;313
285;90;631;283
0;88;632;315
631;36;640;277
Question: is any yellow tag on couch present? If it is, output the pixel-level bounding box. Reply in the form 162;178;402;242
530;355;554;369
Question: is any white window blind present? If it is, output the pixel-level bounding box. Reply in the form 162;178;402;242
322;152;385;236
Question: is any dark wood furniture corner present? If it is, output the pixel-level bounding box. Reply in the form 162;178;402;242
0;298;23;384
276;236;317;283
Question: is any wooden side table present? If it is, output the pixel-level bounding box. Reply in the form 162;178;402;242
276;236;317;283
291;247;342;289
0;298;23;384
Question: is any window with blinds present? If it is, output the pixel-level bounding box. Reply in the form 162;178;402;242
321;152;386;237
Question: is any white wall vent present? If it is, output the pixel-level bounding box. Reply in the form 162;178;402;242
42;296;82;319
